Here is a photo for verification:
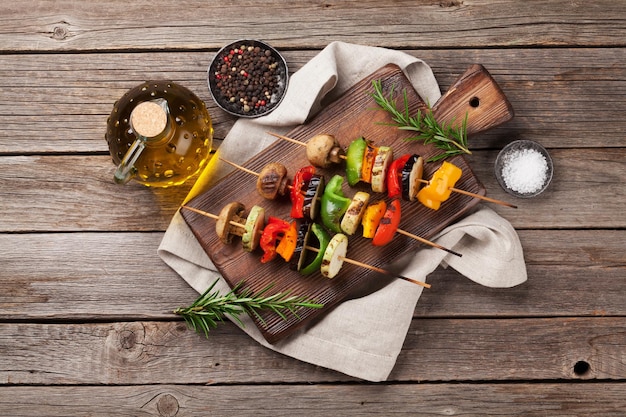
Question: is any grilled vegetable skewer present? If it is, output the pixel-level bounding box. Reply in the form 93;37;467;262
220;158;325;221
220;159;461;257
180;205;430;288
267;131;516;208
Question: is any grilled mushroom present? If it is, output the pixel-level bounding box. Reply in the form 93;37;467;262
306;134;345;168
256;162;289;199
215;202;246;244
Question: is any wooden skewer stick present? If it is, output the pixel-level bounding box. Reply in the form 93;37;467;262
267;131;517;209
267;131;306;146
180;205;430;288
220;158;260;178
415;178;517;209
219;157;461;258
395;229;462;258
304;245;430;289
342;257;430;288
181;205;245;230
219;157;296;190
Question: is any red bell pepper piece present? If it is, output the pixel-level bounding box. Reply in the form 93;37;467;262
372;199;401;246
290;166;316;219
259;216;290;263
387;154;411;199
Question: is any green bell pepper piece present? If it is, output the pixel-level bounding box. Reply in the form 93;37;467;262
345;137;367;186
300;223;331;275
320;174;350;233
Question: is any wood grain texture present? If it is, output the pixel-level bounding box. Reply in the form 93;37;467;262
1;0;625;414
1;48;625;154
1;230;624;319
0;318;623;385
1;148;624;232
0;382;624;416
1;1;625;52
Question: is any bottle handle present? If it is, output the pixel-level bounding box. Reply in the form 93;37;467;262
114;138;146;184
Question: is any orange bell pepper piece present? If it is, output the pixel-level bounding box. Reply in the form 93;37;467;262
417;161;463;210
361;200;386;239
276;221;298;262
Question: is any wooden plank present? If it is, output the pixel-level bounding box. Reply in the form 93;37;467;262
0;230;626;320
0;155;191;232
0;318;624;385
0;383;625;416
1;1;626;52
471;147;626;229
1;147;625;232
1;48;625;153
0;230;624;319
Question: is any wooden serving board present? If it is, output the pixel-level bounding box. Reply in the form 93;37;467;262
182;64;512;344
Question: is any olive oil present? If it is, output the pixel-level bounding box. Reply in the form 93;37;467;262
106;81;213;187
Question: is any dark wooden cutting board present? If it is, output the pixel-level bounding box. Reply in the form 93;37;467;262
182;64;513;344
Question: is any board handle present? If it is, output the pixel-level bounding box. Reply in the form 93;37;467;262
432;64;514;135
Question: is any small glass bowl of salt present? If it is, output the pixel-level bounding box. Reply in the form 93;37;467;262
495;140;553;198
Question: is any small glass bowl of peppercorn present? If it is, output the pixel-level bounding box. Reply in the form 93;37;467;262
208;39;289;118
494;139;554;198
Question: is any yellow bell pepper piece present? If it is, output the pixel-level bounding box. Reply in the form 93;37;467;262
361;200;387;238
417;161;463;210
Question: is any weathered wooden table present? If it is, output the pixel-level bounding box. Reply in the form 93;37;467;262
1;1;625;415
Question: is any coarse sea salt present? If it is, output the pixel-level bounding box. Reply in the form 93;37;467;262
501;148;549;194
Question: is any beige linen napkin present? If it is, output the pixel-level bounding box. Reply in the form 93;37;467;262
158;41;527;382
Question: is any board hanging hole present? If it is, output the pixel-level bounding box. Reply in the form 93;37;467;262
573;360;590;376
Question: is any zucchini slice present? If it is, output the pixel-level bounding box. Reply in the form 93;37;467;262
321;233;348;279
340;191;370;235
371;146;393;193
242;205;265;252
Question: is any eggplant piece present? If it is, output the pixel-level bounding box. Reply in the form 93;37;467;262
302;174;325;221
290;221;312;271
401;154;424;201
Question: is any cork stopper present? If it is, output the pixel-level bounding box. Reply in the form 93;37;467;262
130;101;168;138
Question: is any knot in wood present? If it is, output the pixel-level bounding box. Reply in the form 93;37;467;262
119;329;136;349
157;394;180;417
109;323;146;360
440;0;463;7
52;23;70;41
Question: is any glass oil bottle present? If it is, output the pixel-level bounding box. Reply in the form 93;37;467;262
105;81;213;187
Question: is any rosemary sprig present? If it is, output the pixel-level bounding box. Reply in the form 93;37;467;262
371;79;470;162
173;279;324;338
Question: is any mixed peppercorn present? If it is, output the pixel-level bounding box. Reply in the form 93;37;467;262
211;43;286;116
